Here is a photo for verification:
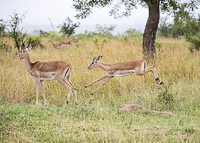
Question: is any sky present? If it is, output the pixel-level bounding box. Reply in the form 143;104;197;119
0;0;180;35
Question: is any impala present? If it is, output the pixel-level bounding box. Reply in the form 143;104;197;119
48;38;67;50
19;40;77;106
59;40;72;47
48;38;59;49
59;37;71;45
85;55;163;95
70;38;79;44
5;41;13;52
1;41;12;52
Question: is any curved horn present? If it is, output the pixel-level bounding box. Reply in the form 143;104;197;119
22;39;28;45
21;39;28;50
26;40;31;48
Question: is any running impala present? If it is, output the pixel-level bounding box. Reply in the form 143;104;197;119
19;40;77;106
85;55;163;95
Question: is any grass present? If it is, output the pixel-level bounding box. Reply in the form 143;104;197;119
0;37;200;142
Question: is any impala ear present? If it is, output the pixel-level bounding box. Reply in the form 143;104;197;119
28;45;34;51
96;55;102;63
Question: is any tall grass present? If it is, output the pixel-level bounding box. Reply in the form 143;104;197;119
0;37;200;142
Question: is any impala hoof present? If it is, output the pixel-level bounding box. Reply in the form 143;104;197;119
90;93;93;95
160;82;164;85
84;85;87;88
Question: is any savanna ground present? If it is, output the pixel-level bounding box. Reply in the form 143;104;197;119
0;37;200;142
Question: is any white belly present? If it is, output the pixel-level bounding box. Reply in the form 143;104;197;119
30;75;56;81
113;72;134;77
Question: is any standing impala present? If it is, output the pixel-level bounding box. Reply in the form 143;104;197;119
19;40;77;106
85;55;163;95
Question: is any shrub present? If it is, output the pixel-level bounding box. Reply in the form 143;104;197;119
156;85;175;110
28;36;45;49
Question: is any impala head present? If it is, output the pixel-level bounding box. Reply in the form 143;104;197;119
48;38;53;42
19;40;33;60
88;55;103;69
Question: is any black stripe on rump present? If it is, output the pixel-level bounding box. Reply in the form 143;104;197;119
64;67;70;77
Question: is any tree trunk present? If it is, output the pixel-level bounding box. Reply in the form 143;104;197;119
143;2;160;59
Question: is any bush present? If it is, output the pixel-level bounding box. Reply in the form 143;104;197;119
156;85;175;110
186;34;200;51
48;31;64;42
28;36;45;49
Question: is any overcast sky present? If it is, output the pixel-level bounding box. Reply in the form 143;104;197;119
0;0;162;34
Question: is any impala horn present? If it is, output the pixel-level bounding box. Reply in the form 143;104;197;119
26;40;31;48
21;39;28;49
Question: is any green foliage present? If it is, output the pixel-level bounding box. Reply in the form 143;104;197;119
158;17;171;37
186;34;200;51
48;31;64;41
28;36;45;49
58;17;80;37
93;37;98;44
158;4;200;52
0;41;6;50
73;0;199;19
184;16;200;51
74;30;98;40
39;30;49;37
158;4;191;38
124;28;142;37
95;24;115;38
155;41;162;52
0;19;6;37
7;11;27;52
156;86;175;110
102;38;107;44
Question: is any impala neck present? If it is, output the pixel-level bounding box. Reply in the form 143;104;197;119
24;52;32;72
50;40;54;46
97;62;111;71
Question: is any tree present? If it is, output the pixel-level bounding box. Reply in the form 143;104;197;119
184;15;200;51
0;19;6;37
39;30;49;37
96;24;115;34
95;24;115;38
158;17;171;37
72;0;200;59
7;11;27;52
124;28;142;37
58;17;80;37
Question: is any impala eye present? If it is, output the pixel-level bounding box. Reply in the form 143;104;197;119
92;62;94;64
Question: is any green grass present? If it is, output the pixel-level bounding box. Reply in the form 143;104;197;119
0;90;200;142
0;37;200;142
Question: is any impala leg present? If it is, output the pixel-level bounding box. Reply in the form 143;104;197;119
57;79;74;106
36;78;40;105
91;77;111;95
40;80;47;106
73;89;77;105
67;80;77;105
85;74;109;88
66;73;77;105
142;66;163;85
